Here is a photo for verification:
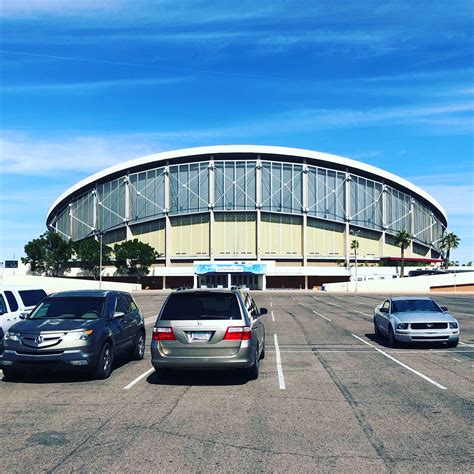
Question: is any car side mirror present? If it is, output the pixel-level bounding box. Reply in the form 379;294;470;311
259;308;268;316
19;314;26;320
380;307;388;313
440;306;448;312
113;311;125;319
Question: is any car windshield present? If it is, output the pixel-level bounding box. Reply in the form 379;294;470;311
160;292;241;320
29;297;105;320
392;299;441;313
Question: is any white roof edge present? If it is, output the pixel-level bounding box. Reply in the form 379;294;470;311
47;144;447;224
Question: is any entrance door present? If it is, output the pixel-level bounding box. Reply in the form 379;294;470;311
231;273;258;290
198;274;228;288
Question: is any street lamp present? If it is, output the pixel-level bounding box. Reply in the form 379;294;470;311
350;229;361;293
94;230;105;290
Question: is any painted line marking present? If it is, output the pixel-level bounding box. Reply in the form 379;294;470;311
354;310;368;315
270;301;273;307
312;310;331;322
351;334;446;390
452;358;462;362
266;349;474;354
459;341;474;348
144;316;157;326
271;310;275;322
274;334;286;390
124;367;155;390
324;301;342;308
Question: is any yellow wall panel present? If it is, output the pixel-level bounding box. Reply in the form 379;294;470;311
214;213;256;256
131;220;165;256
307;219;344;257
261;214;302;257
171;214;209;257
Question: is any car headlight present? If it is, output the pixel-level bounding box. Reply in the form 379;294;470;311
449;322;459;329
4;332;20;342
396;323;409;330
79;329;94;340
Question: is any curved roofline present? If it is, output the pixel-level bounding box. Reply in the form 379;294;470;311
47;144;447;225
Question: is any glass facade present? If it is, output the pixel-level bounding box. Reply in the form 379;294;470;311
49;154;445;254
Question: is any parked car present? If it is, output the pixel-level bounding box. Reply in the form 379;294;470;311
151;288;266;380
0;286;47;337
1;290;145;380
373;297;459;347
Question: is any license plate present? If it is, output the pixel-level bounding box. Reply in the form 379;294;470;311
189;332;211;341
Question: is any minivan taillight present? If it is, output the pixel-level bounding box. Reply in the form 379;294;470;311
152;327;176;341
223;326;251;341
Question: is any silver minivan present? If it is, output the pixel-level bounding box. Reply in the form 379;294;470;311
151;289;266;379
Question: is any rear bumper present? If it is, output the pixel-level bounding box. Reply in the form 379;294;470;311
151;342;256;369
0;348;100;370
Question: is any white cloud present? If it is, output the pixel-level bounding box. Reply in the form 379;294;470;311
0;76;191;92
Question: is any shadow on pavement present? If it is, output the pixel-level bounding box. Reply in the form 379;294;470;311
146;368;250;386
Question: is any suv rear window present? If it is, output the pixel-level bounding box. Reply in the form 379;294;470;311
19;289;47;307
161;292;241;320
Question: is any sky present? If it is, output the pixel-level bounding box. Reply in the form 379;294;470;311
0;0;473;263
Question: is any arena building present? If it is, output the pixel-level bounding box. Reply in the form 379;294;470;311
47;145;447;289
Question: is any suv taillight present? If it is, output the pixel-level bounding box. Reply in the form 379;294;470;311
152;327;176;341
223;326;251;341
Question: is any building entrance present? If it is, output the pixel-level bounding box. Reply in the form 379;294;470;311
198;273;259;290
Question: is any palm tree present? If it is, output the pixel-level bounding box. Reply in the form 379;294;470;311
350;239;360;289
440;232;460;270
394;230;412;278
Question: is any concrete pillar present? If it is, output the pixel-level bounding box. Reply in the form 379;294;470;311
193;274;198;289
302;163;308;267
261;274;266;291
93;186;98;231
344;172;351;268
256;158;262;260
209;158;215;261
227;273;232;289
163;275;167;289
164;165;171;266
304;275;308;290
124;176;132;241
381;184;387;256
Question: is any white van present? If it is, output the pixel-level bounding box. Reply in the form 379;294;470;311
0;286;48;335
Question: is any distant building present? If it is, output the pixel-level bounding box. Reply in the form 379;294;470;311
47;145;446;289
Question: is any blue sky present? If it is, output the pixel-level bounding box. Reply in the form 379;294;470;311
1;0;473;263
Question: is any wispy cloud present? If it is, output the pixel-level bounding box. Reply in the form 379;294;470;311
0;76;191;92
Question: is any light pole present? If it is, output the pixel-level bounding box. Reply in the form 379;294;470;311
350;230;361;293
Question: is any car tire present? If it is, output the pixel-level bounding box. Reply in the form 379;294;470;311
94;342;114;380
130;330;145;360
247;351;260;380
374;320;381;340
2;367;19;381
260;339;266;360
388;326;398;348
446;339;459;348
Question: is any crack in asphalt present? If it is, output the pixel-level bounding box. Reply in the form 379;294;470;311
285;308;396;473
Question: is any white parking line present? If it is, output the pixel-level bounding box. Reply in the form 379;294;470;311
123;367;155;390
270;301;273;308
324;301;341;308
459;341;474;348
354;310;368;316
271;310;275;322
312;310;331;322
274;334;286;390
351;334;446;390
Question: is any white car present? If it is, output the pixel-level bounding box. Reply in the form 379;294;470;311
0;286;48;336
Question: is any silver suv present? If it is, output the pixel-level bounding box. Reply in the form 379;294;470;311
151;289;266;380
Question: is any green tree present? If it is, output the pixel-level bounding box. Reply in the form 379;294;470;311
22;231;73;277
440;232;460;270
394;230;412;278
74;238;112;279
113;239;157;281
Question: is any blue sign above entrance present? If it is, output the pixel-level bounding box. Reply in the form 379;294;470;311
194;262;266;275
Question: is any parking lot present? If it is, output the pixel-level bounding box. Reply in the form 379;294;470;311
0;292;472;473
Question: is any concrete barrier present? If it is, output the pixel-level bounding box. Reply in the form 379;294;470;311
1;275;141;293
322;271;474;293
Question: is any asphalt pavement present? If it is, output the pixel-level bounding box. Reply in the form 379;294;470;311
0;292;472;473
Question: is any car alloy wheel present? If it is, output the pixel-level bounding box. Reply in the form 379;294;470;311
95;342;114;379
